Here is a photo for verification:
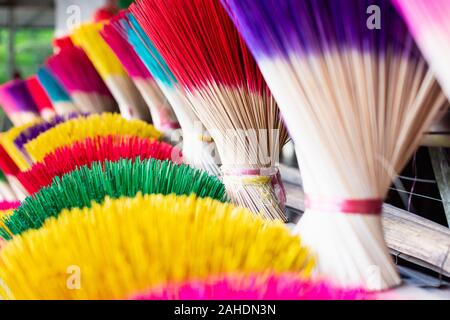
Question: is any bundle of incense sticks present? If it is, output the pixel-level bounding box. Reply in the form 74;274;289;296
0;194;313;299
24;76;56;120
71;23;151;121
23;113;161;163
36;67;79;115
101;18;180;134
113;12;221;176
393;0;450;101
0;80;40;126
223;0;448;290
17;136;180;194
46;46;118;114
131;0;288;220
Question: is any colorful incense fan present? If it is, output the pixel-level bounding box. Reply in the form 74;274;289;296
17;135;180;194
23;113;161;163
132;273;367;300
13;113;84;166
1;158;226;239
0;194;313;299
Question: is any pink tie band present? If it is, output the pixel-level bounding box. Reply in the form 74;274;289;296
304;195;383;215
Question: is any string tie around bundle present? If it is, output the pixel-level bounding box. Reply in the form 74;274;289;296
304;196;383;215
197;134;214;143
222;166;286;213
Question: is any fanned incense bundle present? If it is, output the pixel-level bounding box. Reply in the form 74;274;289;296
14;113;83;163
132;0;288;220
392;0;450;100
0;80;40;126
17;136;181;194
24;76;56;120
1;158;225;239
71;23;151;121
0;145;26;201
115;12;221;176
36;67;78;115
0;121;40;171
101;19;179;133
46;46;117;114
133;273;366;300
0;194;313;299
23;113;161;162
223;0;448;290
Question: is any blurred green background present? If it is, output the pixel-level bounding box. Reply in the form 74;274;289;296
0;0;131;128
1;0;132;84
0;28;53;129
0;28;54;84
